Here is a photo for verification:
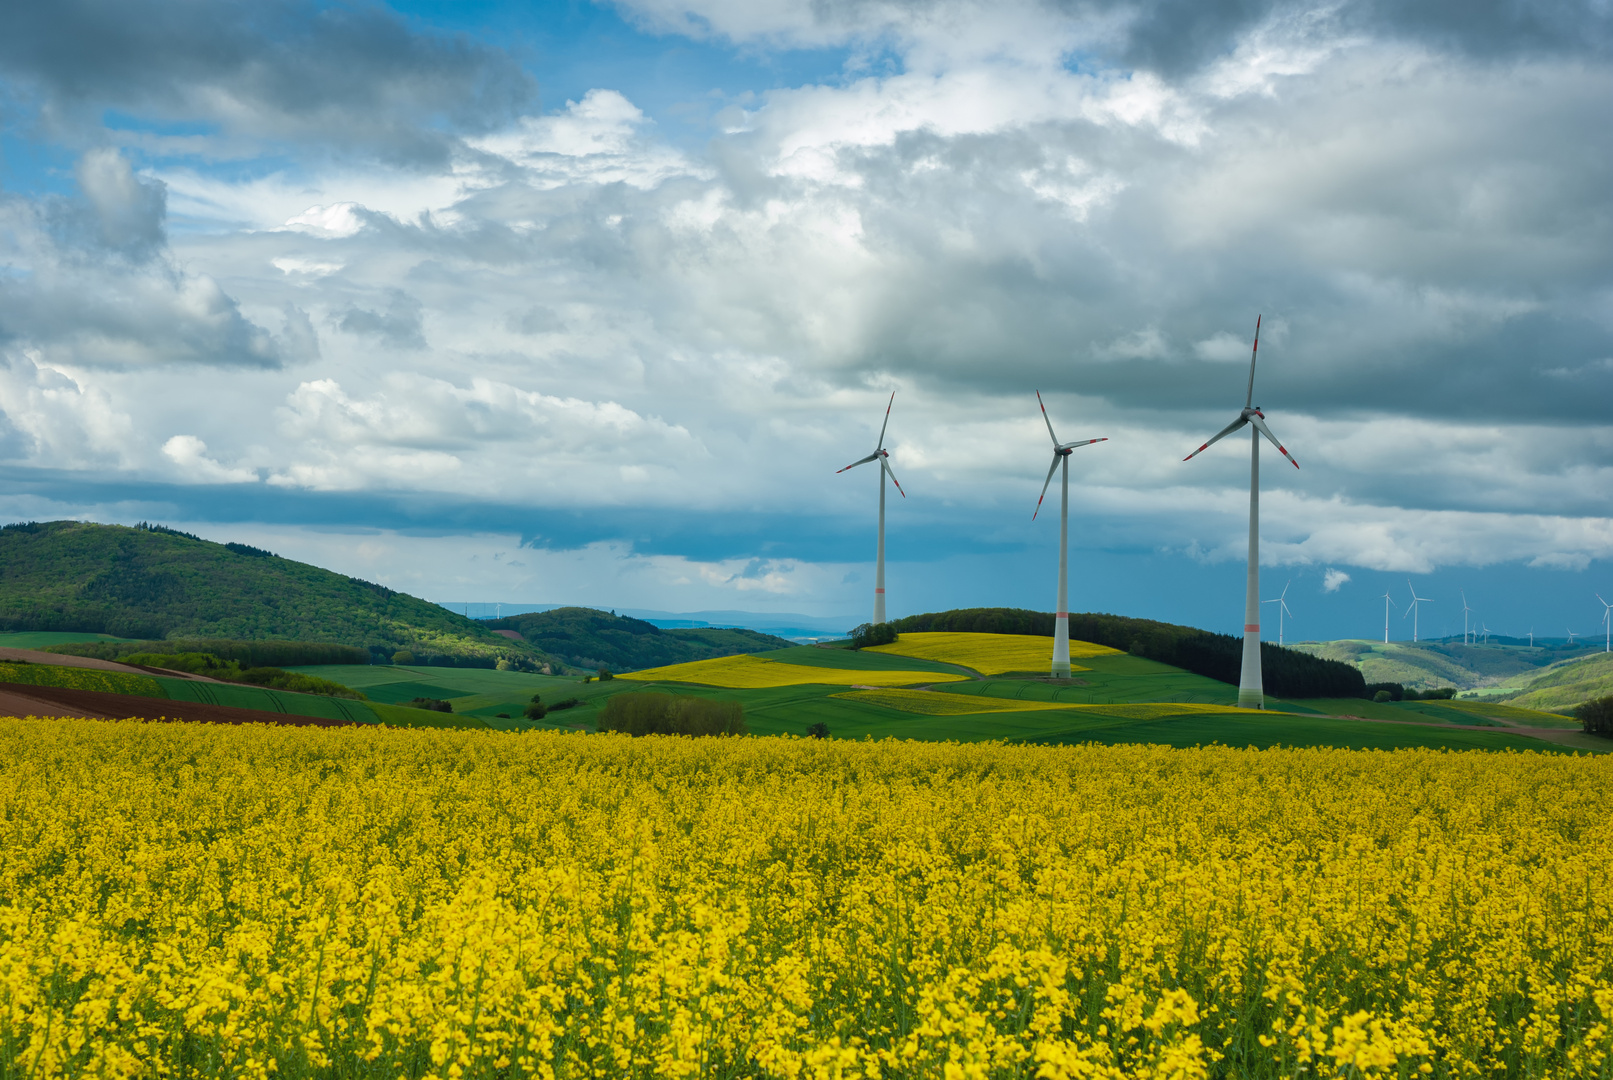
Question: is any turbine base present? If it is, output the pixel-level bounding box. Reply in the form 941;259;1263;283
1050;661;1071;678
1237;688;1265;709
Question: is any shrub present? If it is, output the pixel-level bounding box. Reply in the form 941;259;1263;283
1365;682;1405;702
597;667;614;681
1575;695;1613;735
119;651;364;699
524;702;547;720
547;698;580;712
807;722;830;739
1373;690;1392;703
403;698;453;713
849;623;898;649
597;693;746;737
392;651;415;666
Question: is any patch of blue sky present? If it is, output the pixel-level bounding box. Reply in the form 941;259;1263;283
393;0;871;144
0;132;77;197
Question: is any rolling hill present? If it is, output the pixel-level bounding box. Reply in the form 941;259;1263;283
1499;652;1613;711
485;606;793;673
1294;638;1601;694
0;520;539;663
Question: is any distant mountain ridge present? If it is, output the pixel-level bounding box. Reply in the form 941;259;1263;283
487;607;793;673
0;521;539;663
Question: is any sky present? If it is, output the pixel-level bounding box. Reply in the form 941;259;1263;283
1;0;1610;642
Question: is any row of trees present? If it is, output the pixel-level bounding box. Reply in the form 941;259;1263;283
51;639;371;667
597;693;747;736
886;608;1367;699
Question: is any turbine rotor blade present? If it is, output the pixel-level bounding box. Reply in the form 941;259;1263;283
881;456;906;498
1248;414;1299;469
1183;415;1248;461
1245;314;1261;408
1059;437;1108;450
876;391;895;451
1036;390;1060;446
1033;455;1060;519
836;452;880;473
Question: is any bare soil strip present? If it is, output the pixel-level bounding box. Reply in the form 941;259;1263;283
0;683;359;727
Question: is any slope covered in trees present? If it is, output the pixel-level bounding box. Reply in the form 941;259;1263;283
888;607;1366;699
487;607;793;673
0;521;538;663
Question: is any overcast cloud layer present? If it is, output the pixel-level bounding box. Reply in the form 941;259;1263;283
1;0;1609;638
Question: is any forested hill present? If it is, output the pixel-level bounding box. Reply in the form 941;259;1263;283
487;607;793;673
889;607;1365;699
0;521;536;663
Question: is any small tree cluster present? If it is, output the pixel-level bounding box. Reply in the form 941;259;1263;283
849;623;897;649
403;697;453;713
597;692;746;736
1576;695;1613;736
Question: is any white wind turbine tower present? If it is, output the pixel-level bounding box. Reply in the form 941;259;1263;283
1460;591;1474;645
1261;580;1293;646
1183;315;1299;708
1567;628;1578;646
1380;591;1399;644
1033;391;1107;677
837;392;905;625
1598;594;1612;653
1480;623;1491;645
1403;579;1434;643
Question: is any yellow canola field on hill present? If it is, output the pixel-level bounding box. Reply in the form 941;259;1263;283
833;688;1269;718
618;652;967;688
0;717;1609;1079
868;630;1122;674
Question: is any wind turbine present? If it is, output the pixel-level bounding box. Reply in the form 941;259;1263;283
1182;315;1299;709
1529;627;1534;647
1261;580;1293;647
1598;594;1611;653
1480;623;1491;645
1380;591;1399;644
1460;591;1474;645
1033;391;1107;677
837;391;905;625
1567;628;1578;646
1403;579;1433;643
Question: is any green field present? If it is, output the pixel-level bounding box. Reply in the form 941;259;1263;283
0;631;139;649
295;644;1605;753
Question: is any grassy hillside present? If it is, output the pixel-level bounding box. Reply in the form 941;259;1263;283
0;521;539;663
1295;638;1595;691
486;606;792;673
1501;652;1613;711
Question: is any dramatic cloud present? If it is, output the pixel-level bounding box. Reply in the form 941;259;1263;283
0;0;1608;630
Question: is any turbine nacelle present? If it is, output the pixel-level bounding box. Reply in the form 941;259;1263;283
1034;390;1104;520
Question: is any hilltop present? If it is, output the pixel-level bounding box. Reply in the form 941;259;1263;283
486;607;793;673
0;521;539;663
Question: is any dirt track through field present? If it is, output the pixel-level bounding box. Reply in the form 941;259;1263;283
0;684;359;727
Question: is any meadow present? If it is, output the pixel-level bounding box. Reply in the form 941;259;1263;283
0;719;1606;1078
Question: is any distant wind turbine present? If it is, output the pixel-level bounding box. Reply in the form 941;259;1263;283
1599;594;1612;653
1403;580;1433;643
1182;316;1299;708
1480;623;1491;645
1568;628;1578;646
1033;391;1107;677
1380;591;1398;644
837;392;905;625
1460;591;1474;645
1529;627;1534;647
1261;580;1293;647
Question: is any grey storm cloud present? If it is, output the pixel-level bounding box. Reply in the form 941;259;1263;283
0;0;536;165
338;289;427;350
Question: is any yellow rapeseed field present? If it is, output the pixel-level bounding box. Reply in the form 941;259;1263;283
618;653;968;688
867;632;1122;675
0;716;1609;1079
831;690;1276;719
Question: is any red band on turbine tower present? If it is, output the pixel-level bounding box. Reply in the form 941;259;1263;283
874;588;885;594
1244;624;1260;632
1056;611;1068;618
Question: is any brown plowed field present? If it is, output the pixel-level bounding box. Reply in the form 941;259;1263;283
0;683;359;727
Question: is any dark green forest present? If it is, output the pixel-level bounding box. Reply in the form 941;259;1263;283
889;607;1366;699
487;607;793;673
0;521;540;662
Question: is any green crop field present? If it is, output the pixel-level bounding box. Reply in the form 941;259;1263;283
0;631;140;650
296;643;1604;753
